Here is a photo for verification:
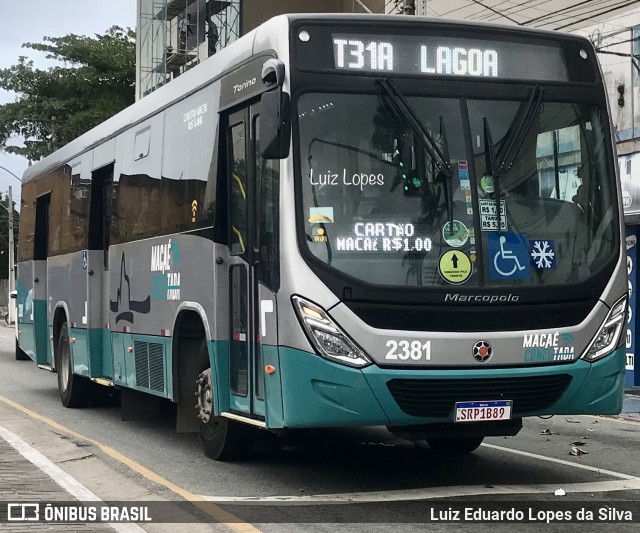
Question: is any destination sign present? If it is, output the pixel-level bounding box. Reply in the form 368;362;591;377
326;33;579;82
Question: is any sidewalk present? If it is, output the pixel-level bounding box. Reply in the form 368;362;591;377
0;436;111;532
0;401;228;532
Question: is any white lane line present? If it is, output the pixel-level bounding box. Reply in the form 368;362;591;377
0;424;146;533
481;442;637;480
200;478;640;504
201;442;640;505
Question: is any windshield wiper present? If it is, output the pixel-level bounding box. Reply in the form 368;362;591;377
377;79;455;233
484;86;543;232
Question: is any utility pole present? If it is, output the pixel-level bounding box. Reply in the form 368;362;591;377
8;186;15;325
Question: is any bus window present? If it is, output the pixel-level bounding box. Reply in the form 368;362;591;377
229;122;247;255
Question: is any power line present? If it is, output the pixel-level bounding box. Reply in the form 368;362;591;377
554;0;640;30
432;0;640;30
467;0;522;24
523;0;634;27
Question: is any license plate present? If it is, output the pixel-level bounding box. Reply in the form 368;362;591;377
455;400;512;423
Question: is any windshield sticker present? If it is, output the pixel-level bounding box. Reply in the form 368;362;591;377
336;222;432;253
488;233;530;280
308;207;334;224
309;169;384;190
481;175;495;194
312;227;328;243
442;220;469;248
529;239;557;270
468;223;476;245
523;332;575;362
479;199;507;231
439;250;472;284
469;247;477;262
458;161;470;190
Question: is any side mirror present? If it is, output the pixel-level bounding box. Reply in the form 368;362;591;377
260;89;291;160
10;290;17;299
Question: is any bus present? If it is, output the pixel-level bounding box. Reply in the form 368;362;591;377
15;14;627;460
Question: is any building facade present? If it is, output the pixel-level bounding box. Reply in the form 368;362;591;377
136;0;387;100
574;9;640;388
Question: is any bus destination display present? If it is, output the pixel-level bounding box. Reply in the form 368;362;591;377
331;33;572;81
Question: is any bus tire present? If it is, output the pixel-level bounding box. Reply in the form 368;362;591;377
15;338;29;360
196;366;254;461
426;436;484;454
56;322;89;408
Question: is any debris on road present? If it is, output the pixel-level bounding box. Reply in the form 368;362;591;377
540;429;556;435
570;441;588;446
565;418;581;423
569;446;588;456
554;488;566;496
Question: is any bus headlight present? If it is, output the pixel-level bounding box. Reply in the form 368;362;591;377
292;296;372;368
582;295;628;362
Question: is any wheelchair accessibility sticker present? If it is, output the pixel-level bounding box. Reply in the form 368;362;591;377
488;233;530;280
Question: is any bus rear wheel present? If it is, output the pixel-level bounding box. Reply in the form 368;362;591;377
426;436;484;454
196;367;254;461
56;323;89;408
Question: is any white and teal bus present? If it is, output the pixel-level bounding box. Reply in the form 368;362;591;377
16;14;628;459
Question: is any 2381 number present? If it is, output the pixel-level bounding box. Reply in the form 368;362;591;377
385;340;431;361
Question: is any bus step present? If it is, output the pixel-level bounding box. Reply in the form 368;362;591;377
221;412;267;428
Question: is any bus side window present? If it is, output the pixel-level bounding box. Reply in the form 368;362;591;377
34;193;51;261
229;121;247;255
254;115;280;291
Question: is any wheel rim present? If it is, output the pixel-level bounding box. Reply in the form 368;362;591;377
59;337;70;392
196;368;214;424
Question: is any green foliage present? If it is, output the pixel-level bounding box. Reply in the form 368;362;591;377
0;194;19;280
0;26;135;161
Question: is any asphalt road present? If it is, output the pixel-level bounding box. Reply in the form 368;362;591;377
1;328;640;531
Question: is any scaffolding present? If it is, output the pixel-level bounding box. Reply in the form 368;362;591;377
138;0;241;99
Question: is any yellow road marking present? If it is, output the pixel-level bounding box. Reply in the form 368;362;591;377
0;394;262;533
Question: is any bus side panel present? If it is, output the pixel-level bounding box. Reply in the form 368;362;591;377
16;262;36;361
33;260;49;366
108;331;172;399
278;347;390;428
48;252;91;376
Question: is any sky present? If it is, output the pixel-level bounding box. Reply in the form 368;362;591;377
0;0;137;204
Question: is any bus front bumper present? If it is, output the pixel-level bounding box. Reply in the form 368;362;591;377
274;346;625;429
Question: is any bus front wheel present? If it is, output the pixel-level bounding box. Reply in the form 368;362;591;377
56;323;89;408
196;367;254;461
426;436;484;454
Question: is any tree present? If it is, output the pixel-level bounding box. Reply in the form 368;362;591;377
0;26;135;161
0;193;19;280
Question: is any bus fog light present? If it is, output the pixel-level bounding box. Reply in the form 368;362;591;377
582;296;627;362
292;296;372;368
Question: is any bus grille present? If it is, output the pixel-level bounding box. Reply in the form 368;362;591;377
134;341;165;393
387;375;573;418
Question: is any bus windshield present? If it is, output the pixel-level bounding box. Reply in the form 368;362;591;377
296;91;616;288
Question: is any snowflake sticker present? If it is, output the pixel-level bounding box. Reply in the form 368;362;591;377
529;240;557;270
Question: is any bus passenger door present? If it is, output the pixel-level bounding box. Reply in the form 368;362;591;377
87;164;113;378
225;105;266;420
33;193;50;366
